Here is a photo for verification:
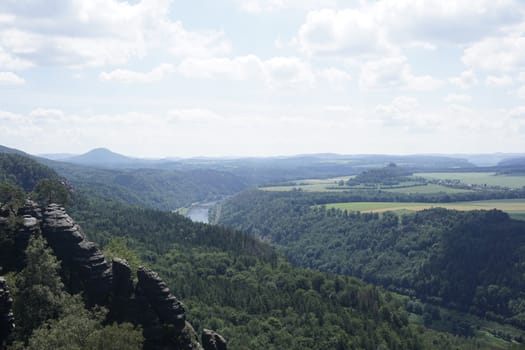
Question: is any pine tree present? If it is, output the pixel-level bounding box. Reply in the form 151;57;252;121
13;234;66;340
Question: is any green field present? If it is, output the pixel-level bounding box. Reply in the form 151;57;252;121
260;177;470;194
260;176;353;192
417;172;525;189
262;182;473;194
324;199;525;215
383;183;472;194
260;171;525;193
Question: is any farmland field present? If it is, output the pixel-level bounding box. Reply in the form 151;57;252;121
323;199;525;216
260;176;353;192
383;183;472;194
261;180;473;194
260;171;525;193
417;172;525;189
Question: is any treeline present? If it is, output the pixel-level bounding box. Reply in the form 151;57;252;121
218;190;525;328
250;187;525;205
347;163;417;187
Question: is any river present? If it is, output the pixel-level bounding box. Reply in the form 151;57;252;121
186;201;217;224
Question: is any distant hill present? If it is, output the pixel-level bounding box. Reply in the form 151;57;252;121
497;157;525;175
463;153;525;167
499;157;525;167
0;145;29;156
64;148;140;166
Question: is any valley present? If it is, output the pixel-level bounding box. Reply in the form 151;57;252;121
2;147;525;349
4;2;525;348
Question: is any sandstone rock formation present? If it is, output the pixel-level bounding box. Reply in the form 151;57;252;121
18;200;42;221
15;215;40;268
0;277;14;349
136;266;186;330
2;202;227;350
113;258;133;300
42;204;112;305
202;329;227;350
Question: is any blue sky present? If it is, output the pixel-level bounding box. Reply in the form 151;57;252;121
1;0;525;157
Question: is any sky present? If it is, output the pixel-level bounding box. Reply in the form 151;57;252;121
1;0;525;158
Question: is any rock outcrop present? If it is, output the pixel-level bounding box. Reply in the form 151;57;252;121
15;215;40;268
113;258;133;300
18;200;42;221
0;277;14;349
136;266;186;330
42;204;112;305
2;202;227;350
202;329;227;350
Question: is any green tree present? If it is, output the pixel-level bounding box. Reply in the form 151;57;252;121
13;234;66;340
0;183;25;272
33;179;70;207
25;295;143;350
102;237;142;276
0;183;25;218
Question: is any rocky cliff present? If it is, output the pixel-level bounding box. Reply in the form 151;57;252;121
42;203;113;305
0;202;226;350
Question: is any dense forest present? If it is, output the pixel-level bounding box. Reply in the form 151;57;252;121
49;162;248;210
218;190;525;329
0;152;432;349
2;150;525;349
0;154;62;192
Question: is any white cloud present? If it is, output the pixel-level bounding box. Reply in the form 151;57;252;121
374;96;436;129
168;108;225;123
0;0;231;68
178;55;264;80
178;55;316;88
0;47;34;70
265;56;316;87
485;75;513;87
234;0;339;13
373;95;507;132
450;70;477;89
100;64;175;83
295;1;522;58
29;108;65;118
444;94;471;104
297;8;392;56
0;71;25;85
359;56;442;91
317;68;352;85
462;29;525;72
517;85;525;99
375;0;522;45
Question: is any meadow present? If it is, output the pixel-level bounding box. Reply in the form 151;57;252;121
261;178;473;194
416;172;525;189
323;199;525;217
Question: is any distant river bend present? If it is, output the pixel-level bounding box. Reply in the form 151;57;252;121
186;201;218;224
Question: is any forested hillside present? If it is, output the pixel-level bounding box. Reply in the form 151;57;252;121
50;161;248;210
0;152;431;349
70;198;427;349
218;190;525;328
0;154;62;192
